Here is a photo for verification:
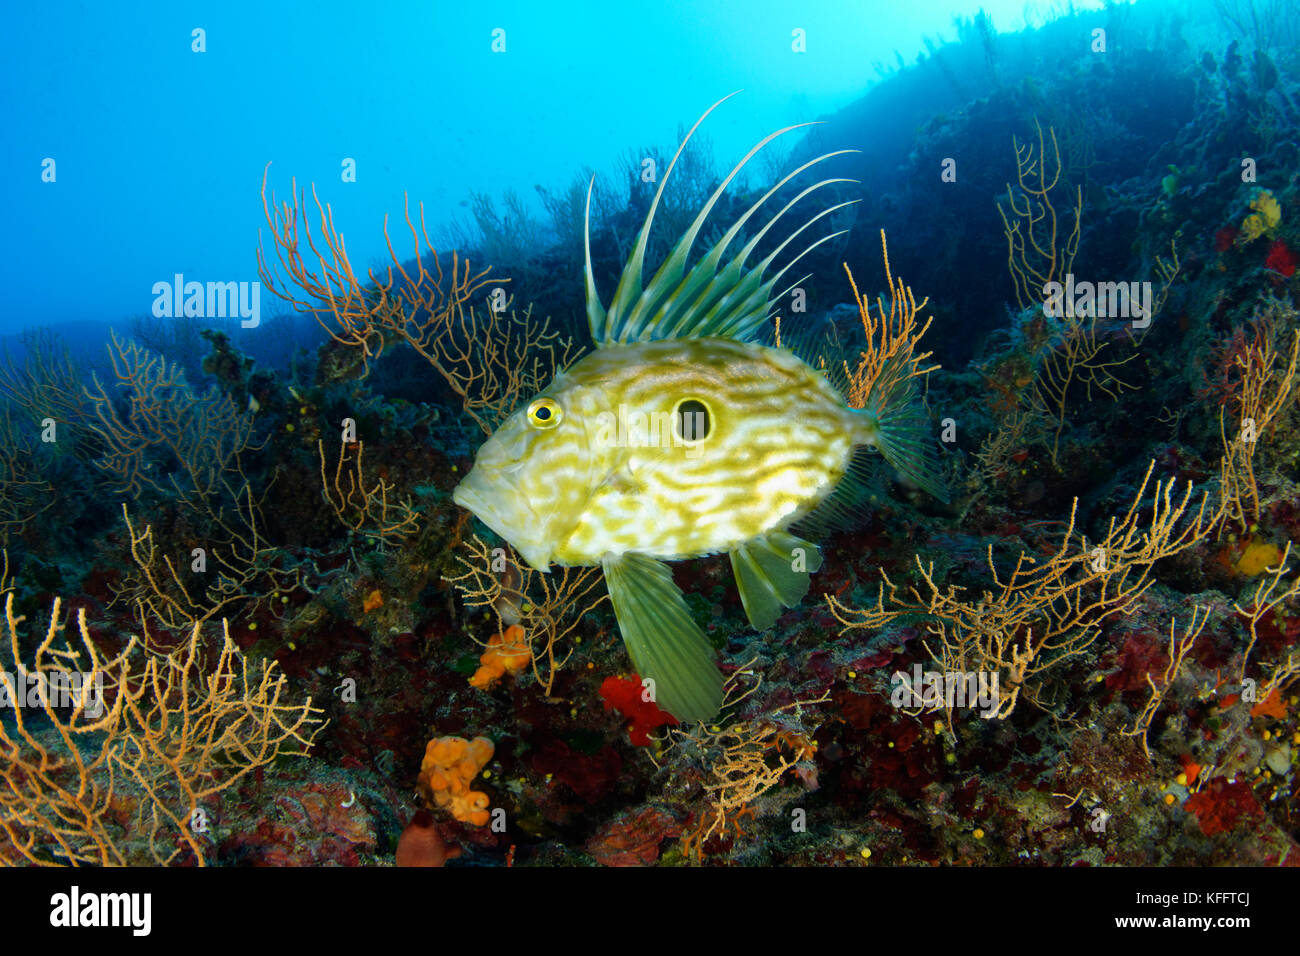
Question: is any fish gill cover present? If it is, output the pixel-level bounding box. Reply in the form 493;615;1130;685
1;0;1299;883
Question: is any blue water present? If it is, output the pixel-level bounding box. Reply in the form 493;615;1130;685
3;0;1108;336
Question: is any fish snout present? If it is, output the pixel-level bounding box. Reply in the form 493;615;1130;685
452;469;553;572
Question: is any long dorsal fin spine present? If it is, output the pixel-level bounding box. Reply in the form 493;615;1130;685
758;221;853;294
619;135;846;340
603;93;742;342
677;197;857;342
583;176;607;338
584;93;863;347
651;179;857;339
774;272;814;307
704;222;853;340
618;123;815;337
658;212;853;345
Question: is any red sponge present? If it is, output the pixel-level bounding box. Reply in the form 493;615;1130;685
599;674;679;746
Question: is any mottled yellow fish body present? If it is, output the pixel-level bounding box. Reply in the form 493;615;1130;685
548;337;860;565
452;94;941;722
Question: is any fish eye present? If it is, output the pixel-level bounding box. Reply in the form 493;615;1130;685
527;397;562;429
673;398;712;443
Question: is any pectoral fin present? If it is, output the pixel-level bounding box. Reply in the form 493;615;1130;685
602;551;723;723
730;531;823;631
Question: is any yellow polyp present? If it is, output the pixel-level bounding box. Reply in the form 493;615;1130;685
1238;189;1282;243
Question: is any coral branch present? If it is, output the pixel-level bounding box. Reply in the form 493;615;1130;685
445;535;607;697
317;439;419;547
1214;296;1300;533
1122;606;1210;759
839;230;938;411
0;592;324;866
258;166;577;432
1233;541;1300;683
829;461;1218;721
998;118;1082;311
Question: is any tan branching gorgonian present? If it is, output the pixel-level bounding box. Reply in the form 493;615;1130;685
77;331;295;630
0;327;96;436
84;331;264;503
1214;298;1300;534
445;534;607;697
1257;653;1300;713
86;335;310;631
995;119;1142;466
258;167;578;433
1030;308;1140;466
423;295;579;431
1233;540;1300;683
0;593;324;866
829;461;1218;721
1121;605;1210;759
115;503;304;638
1149;237;1181;326
837;231;938;412
961;409;1038;519
318;439;419;547
998;118;1082;312
0;406;54;537
672;683;828;863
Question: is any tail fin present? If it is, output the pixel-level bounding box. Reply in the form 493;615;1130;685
858;357;949;503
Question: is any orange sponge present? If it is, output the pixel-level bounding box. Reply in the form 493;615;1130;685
417;736;495;826
1234;539;1283;576
469;625;531;690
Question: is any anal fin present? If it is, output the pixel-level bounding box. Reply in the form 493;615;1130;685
730;530;823;631
602;552;723;723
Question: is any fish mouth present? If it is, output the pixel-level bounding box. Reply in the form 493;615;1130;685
452;475;553;572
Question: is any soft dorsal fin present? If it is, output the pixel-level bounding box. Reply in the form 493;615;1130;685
791;444;887;539
584;92;860;347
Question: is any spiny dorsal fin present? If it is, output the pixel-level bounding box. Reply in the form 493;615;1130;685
584;93;860;347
